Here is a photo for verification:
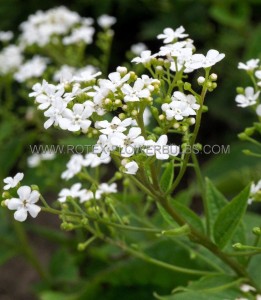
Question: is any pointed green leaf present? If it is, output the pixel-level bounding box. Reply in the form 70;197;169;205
205;178;228;238
160;160;174;193
213;185;250;249
172;201;204;233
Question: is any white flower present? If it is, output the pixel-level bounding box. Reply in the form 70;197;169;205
0;45;23;75
172;91;200;110
61;154;85;180
53;65;76;83
84;153;111;168
14;56;48;83
123;161;139;175
0;31;13;42
3;173;24;190
240;284;256;293
6;186;41;222
162;93;197;121
238;59;259;71
97;15;116;28
96;117;132;135
130;43;147;55
72;69;101;82
248;179;261;204
94;134;115;159
235;87;260;108
157;26;188;43
63;26;95;45
131;50;156;65
58;183;87;202
256;104;261;116
27;154;42;168
158;41;192;58
99;71;130;92
43;98;67;129
186;49;225;69
143;135;179;160
96;183;117;199
34;82;65;110
111;127;145;157
122;78;150;102
61;103;92;133
255;70;261;87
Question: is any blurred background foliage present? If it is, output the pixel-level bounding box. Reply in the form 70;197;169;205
0;0;261;299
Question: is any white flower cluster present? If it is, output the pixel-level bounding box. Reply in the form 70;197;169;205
0;45;23;75
58;182;117;203
28;26;225;181
235;58;261;116
27;151;56;168
19;6;95;47
3;173;41;222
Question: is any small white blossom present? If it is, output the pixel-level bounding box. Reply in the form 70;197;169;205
97;15;116;28
58;183;88;203
43;98;67;129
3;173;24;190
238;59;259;71
61;154;85;180
61;103;92;133
255;70;261;87
248;179;261;204
96;183;117;199
256;104;261;117
157;26;188;43
186;49;225;69
240;284;256;293
99;71;130;92
111;127;145;157
235;87;260;108
0;31;13;42
131;50;156;65
63;26;94;45
123;161;139;175
130;43;147;55
144;135;179;160
5;186;41;222
14;56;48;82
84;153;111;168
96;117;132;135
122;78;150;102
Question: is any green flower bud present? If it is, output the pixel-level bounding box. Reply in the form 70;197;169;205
184;82;191;90
236;87;244;94
244;127;255;136
31;185;39;191
238;132;248;140
252;227;261;236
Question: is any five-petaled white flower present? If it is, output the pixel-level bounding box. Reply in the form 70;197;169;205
235;87;260;108
6;186;41;222
3;173;24;190
58;183;89;203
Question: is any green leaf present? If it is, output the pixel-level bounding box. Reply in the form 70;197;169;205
213;185;250;249
49;248;78;283
172;201;204;233
205;178;228;238
160;160;174;193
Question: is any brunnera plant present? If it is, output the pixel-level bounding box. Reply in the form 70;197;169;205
1;7;261;300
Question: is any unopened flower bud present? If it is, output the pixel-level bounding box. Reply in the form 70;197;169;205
184;82;191;90
115;99;122;106
197;76;205;84
173;123;180;129
2;192;10;199
236;87;244;94
118;113;125;120
190;118;195;125
131;110;138;117
104;98;112;105
238;132;248;140
159;114;165;121
116;66;127;75
244;127;255;136
121;159;129;166
122;104;128;111
31;185;39;191
210;73;217;81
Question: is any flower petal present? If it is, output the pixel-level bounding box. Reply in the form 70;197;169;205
17;186;31;200
14;208;28;222
28;204;41;218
